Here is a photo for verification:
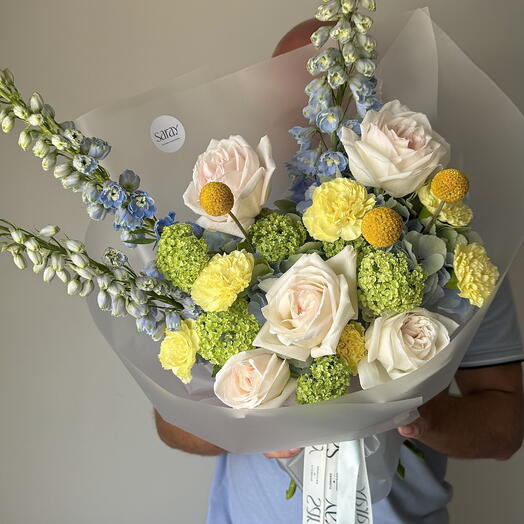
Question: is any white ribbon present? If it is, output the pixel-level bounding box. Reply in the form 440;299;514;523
303;440;373;524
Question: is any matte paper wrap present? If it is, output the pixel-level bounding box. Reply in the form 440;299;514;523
79;10;523;476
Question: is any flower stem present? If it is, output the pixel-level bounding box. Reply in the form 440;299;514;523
423;200;445;234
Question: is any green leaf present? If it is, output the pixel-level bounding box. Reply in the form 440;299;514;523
123;237;156;245
419;206;433;220
274;199;297;214
396;462;406;479
445;271;459;290
211;364;222;378
285;479;297;500
297;241;323;254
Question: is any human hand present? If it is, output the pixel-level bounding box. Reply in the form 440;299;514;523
264;448;302;459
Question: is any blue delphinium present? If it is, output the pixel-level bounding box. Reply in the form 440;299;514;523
113;206;142;232
86;203;107;221
127;190;157;220
317;151;348;177
72;154;98;175
118;169;141;192
287;150;320;177
165;310;182;331
289;174;316;204
80;137;111;160
316;106;342;134
289;126;316;151
98;181;127;209
337;119;362;139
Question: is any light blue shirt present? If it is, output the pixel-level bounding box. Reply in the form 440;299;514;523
206;279;523;524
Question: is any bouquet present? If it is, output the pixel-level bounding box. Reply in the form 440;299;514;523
1;2;523;522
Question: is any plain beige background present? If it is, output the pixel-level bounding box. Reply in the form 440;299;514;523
0;1;523;523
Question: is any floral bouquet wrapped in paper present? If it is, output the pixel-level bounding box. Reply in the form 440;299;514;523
1;1;523;522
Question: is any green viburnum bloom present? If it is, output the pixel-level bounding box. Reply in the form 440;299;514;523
322;236;376;263
248;213;307;263
358;250;426;316
156;223;209;293
196;299;260;366
296;356;351;405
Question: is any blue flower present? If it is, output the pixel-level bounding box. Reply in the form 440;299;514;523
305;77;327;96
318;151;348;176
136;312;158;335
113;206;142;232
316;106;342;134
154;211;203;241
286;149;320;177
356;96;383;119
72;154;98;175
296;182;319;214
82;182;100;204
80;137;111;160
289;126;316;151
128;190;157;220
118;169;141;192
97;181;127;209
289;174;316;204
104;247;128;267
327;66;348;89
349;75;376;104
165;310;182;331
337;119;362;139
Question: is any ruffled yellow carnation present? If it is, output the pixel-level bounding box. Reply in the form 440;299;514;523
454;243;499;307
361;207;404;248
158;320;199;384
418;185;473;227
191;250;254;312
303;178;376;242
430;169;469;203
336;322;367;375
199;182;234;216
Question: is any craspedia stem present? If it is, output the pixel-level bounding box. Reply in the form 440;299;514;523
423;200;445;234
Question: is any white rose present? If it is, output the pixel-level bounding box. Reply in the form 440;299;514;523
340;100;450;198
183;135;276;236
358;308;458;389
214;349;295;409
254;246;358;361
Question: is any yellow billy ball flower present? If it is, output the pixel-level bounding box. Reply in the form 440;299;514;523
453;243;499;307
158;320;199;384
303;178;376;242
336;322;367;375
361;207;404;248
418;185;473;227
430;169;469;203
199;182;235;216
191;250;254;312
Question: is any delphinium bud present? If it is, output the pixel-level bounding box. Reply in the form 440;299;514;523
18;129;32;150
310;25;331;48
29;92;44;113
67;278;82;295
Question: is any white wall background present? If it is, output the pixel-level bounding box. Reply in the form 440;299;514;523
0;1;523;523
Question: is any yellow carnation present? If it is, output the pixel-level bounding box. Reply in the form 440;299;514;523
454;243;499;307
158;319;199;384
303;178;376;242
191;250;254;312
418;185;473;227
336;322;367;375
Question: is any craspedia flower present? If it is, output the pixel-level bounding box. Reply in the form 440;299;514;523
191;250;254;312
430;169;469;203
248;213;307;263
303;178;376;242
453;243;499;307
195;299;260;366
336;322;367;375
199;182;234;216
358;251;426;316
361;207;404;248
158;319;199;384
156;223;209;293
296;356;351;404
418;184;473;227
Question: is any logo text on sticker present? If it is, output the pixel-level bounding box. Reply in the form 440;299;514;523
150;115;186;153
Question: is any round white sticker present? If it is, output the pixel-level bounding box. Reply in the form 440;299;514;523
150;115;186;153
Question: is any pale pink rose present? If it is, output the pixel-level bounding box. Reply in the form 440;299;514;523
254;246;358;361
214;349;295;409
358;308;458;389
340;100;450;197
183;135;276;236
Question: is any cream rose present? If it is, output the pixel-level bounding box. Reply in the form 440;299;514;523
254;246;358;361
214;349;295;409
358;308;458;389
183;135;276;236
340;100;450;197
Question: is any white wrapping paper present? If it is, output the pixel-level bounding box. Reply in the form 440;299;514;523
79;9;523;465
